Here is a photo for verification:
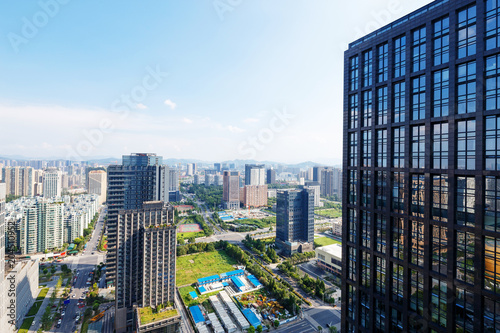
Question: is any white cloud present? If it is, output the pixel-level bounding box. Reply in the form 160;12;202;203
164;99;177;110
227;125;245;133
182;118;193;124
244;118;259;123
136;103;148;110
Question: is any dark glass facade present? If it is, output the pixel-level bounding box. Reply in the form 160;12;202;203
342;1;500;332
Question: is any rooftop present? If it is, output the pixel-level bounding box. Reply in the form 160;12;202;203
316;243;342;259
138;307;179;325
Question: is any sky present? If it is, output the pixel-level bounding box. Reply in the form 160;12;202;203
0;0;434;164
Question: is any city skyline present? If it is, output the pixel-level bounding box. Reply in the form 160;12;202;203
0;0;434;163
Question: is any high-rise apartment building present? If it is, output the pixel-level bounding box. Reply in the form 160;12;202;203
240;185;268;208
223;171;240;209
320;167;342;199
1;167;34;197
115;202;179;333
245;164;266;185
266;168;277;184
106;154;168;291
275;188;314;256
342;1;500;332
42;168;62;198
88;170;107;205
214;162;221;172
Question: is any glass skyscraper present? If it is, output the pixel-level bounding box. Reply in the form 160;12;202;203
342;0;500;332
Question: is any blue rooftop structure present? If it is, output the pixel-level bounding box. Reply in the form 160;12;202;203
197;274;220;286
189;291;198;299
189;306;205;324
242;308;261;328
198;286;207;294
220;269;244;280
247;275;262;288
231;276;245;291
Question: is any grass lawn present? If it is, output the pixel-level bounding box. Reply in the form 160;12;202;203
179;285;221;309
37;287;49;301
314;208;342;218
231;217;276;229
138;307;179;325
314;237;341;247
18;316;35;333
176;250;237;286
26;301;43;317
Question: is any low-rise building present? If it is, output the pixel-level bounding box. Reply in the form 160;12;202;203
315;244;342;276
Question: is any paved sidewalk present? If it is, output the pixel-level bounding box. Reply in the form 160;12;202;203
27;277;58;333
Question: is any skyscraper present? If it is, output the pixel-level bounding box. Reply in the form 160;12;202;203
88;170;107;205
1;167;33;197
266;168;277;184
223;171;240;209
275;188;314;256
342;1;500;332
106;153;169;290
245;164;266;185
42;168;62;198
214;162;221;172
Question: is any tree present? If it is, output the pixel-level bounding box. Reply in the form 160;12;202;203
256;325;263;333
329;326;337;333
43;268;48;275
274;320;280;328
207;243;215;252
248;326;255;333
188;235;196;244
317;326;323;332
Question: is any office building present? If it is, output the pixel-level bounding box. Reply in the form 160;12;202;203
245;164;266;185
42;168;62;198
223;171;240;210
342;1;500;332
106;153;169;290
214;163;221;172
316;244;342;276
1;167;34;197
88;170;107;205
266;168;276;184
275;188;314;256
240;185;268;208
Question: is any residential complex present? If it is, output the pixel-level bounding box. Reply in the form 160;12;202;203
275;188;314;256
342;0;500;331
1;167;34;197
42;168;62;198
240;185;268;208
87;170;107;205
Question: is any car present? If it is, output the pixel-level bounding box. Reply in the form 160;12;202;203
72;294;76;298
31;320;36;326
62;311;65;316
56;324;61;328
57;319;62;324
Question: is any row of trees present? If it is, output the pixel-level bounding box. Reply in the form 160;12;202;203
278;255;325;298
176;240;225;256
243;235;279;263
187;184;223;209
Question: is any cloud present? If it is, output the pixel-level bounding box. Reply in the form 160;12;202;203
164;99;177;110
182;118;193;124
227;125;245;133
244;118;259;123
136;103;148;110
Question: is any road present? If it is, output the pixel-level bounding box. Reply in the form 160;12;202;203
51;206;107;333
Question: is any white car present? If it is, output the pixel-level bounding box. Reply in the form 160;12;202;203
57;319;62;325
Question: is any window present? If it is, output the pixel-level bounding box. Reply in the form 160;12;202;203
361;171;371;208
362;130;372;167
412;27;426;72
349;208;358;243
363;50;373;87
349;56;359;91
375;214;387;253
456;288;474;332
375;171;387;210
375;256;386;295
392;264;404;305
432;225;448;275
393;127;405;168
457;119;476;170
392;172;405;214
486;54;500;111
392;217;405;260
377;86;388;125
411;126;425;169
431;278;447;327
347;284;356;321
485;176;500;232
456;231;475;285
486;115;500;170
432;175;448;222
360;291;370;329
412;76;426;120
393;82;406;123
349;132;358;167
410;220;424;266
433;16;449;65
485;236;500;293
349;94;359;129
457;5;477;58
377;43;388;83
433;69;449;117
457;61;476;114
362;90;373;127
376;129;387;168
486;0;500;50
348;247;357;282
410;269;424;315
411;175;425;218
349;170;358;205
484;296;500;332
361;251;371;288
433;123;449;169
457;176;476;227
361;211;371;248
375;299;386;333
394;36;406;78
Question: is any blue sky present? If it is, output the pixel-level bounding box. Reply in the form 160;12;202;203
0;0;433;164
